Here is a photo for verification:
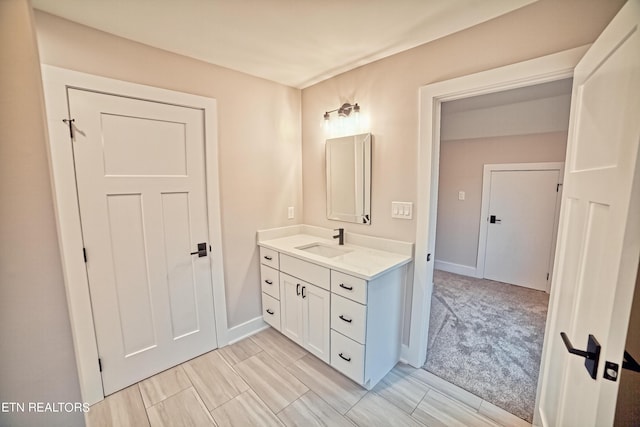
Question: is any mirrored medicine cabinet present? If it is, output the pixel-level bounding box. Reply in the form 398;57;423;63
326;133;371;224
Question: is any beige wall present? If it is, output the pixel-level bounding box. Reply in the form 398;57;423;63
435;132;568;268
34;11;303;330
300;0;624;243
0;1;83;426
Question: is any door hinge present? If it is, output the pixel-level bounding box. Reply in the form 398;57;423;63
83;248;87;263
62;118;75;139
547;273;550;280
98;358;102;372
557;183;562;192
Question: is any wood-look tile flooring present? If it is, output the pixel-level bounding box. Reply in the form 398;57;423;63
86;328;532;427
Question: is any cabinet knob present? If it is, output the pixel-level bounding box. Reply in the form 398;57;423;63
338;353;351;362
339;283;353;291
339;315;352;323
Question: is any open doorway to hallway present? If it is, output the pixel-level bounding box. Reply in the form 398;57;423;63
423;79;572;423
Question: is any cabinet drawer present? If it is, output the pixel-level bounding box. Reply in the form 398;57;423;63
260;247;279;269
280;254;330;291
331;330;364;384
331;270;367;304
260;264;280;299
262;293;281;331
331;294;366;344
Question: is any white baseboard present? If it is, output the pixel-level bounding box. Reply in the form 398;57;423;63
226;316;269;345
399;344;418;366
434;260;478;278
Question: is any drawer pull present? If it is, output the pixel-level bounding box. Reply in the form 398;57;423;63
264;255;273;261
264;279;273;285
339;315;352;323
338;353;351;362
266;309;274;315
339;283;353;291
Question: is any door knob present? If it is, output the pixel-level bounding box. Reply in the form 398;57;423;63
190;242;207;257
489;215;502;224
560;332;601;379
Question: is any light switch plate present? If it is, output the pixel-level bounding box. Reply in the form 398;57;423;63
287;206;294;219
391;201;413;219
458;191;465;201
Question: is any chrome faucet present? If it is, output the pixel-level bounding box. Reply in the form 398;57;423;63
333;228;344;245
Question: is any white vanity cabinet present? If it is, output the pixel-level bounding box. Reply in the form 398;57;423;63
258;239;408;390
259;247;281;331
280;273;331;363
329;267;404;389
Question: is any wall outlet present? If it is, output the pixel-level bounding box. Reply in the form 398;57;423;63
287;206;294;219
458;191;465;201
391;201;413;219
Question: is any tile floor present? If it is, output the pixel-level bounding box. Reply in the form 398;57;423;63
86;327;532;427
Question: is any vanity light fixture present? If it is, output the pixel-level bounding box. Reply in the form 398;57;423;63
323;102;360;122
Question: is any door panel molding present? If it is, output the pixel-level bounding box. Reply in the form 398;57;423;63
41;65;228;404
476;162;564;292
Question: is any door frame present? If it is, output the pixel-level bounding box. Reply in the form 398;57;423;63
408;47;587;375
41;65;229;405
477;162;564;292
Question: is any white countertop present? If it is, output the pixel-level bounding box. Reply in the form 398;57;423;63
258;233;412;280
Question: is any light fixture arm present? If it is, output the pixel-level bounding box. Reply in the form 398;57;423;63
324;102;360;120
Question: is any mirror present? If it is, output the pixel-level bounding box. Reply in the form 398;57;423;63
326;133;371;224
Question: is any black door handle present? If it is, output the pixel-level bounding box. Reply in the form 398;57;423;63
560;332;601;379
301;286;306;299
190;242;207;257
296;283;301;296
623;350;640;373
489;215;502;224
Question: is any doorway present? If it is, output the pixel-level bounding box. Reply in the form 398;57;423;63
42;65;229;404
420;76;572;422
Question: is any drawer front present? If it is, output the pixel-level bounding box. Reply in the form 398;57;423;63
262;292;281;331
330;330;365;384
331;294;366;344
280;254;330;291
331;270;367;304
260;264;280;299
259;247;279;269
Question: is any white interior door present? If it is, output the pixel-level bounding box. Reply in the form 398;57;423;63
69;88;218;395
483;168;560;291
538;1;640;425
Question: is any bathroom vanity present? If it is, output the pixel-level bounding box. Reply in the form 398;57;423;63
257;225;413;390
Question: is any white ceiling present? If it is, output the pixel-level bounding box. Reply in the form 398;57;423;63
32;0;536;88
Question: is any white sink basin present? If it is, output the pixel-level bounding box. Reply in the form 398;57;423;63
296;243;353;258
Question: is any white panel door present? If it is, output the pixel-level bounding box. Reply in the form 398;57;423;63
484;169;560;291
68;89;217;395
303;284;331;363
538;1;640;425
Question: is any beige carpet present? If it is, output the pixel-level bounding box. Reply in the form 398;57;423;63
423;270;549;423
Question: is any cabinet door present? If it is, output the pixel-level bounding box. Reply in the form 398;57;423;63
303;284;331;363
279;273;303;345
